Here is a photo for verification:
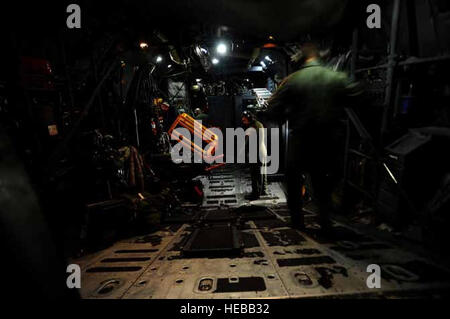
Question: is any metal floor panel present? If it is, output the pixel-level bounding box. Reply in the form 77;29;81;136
74;169;450;299
77;227;183;299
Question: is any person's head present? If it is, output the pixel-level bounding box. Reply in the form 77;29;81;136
194;108;202;116
301;43;320;63
241;110;254;126
160;101;170;111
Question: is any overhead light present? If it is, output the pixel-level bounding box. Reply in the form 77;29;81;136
216;43;227;55
249;66;263;72
212;58;219;65
265;56;273;62
139;42;149;49
168;64;172;68
156;56;163;63
260;61;267;68
196;79;202;82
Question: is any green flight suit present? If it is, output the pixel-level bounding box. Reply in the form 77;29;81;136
267;60;361;227
195;113;209;126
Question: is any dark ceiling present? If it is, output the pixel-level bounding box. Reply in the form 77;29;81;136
8;0;352;41
120;0;350;41
5;0;365;77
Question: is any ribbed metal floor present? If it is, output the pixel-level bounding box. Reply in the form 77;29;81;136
74;169;450;299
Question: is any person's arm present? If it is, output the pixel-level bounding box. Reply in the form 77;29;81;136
334;71;364;108
339;71;364;96
266;75;294;118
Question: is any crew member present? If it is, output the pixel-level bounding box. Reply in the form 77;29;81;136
194;108;209;126
241;110;268;200
267;43;362;230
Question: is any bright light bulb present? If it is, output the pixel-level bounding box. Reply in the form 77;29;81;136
139;42;149;49
212;58;219;65
216;43;227;55
156;56;163;63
